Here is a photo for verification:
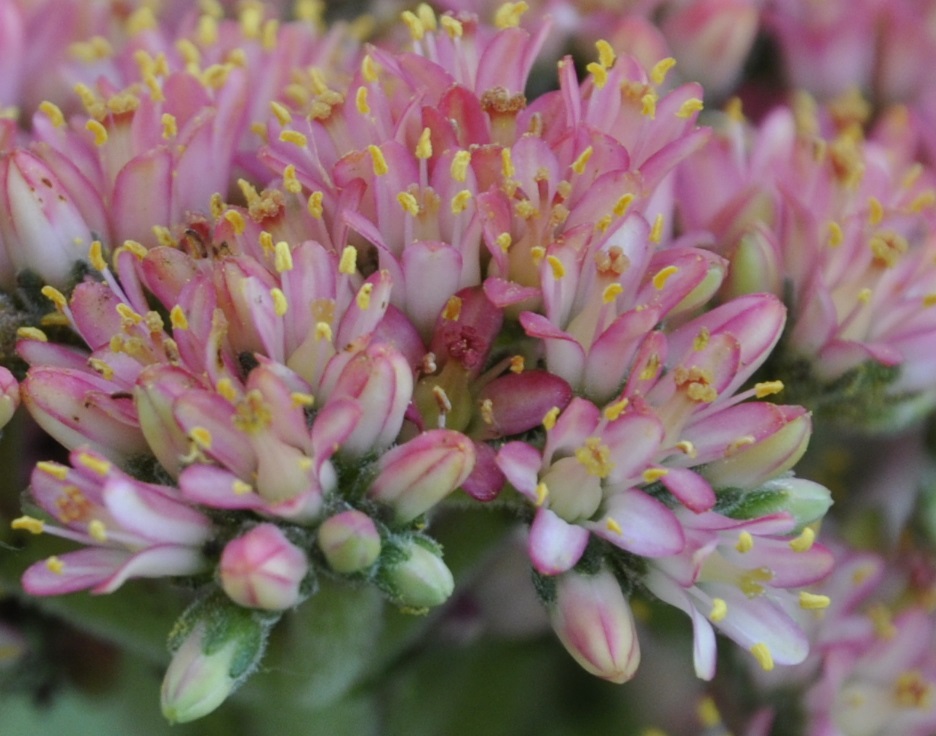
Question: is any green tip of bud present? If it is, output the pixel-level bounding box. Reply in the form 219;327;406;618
378;537;454;609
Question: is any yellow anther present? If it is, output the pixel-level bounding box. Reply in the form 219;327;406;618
605;516;623;534
494;1;529;28
355;86;370;115
789;526;816;552
45;556;65;574
315;321;333;342
750;643;774;671
649;213;665;244
176;38;201;67
127;6;156;34
868;196;884;226
496;232;512;252
361;54;379;83
542;406;560;431
514;199;538;219
451;189;472;214
398;191;420;216
416;127;433;159
596;39;616;69
650;57;677;86
693;328;710;351
40;285;67;310
735;531;754;553
356;282;374;310
576;437;614;478
639;353;661;381
440;15;463;37
754;380;784;398
827;221;844;247
799;591;831;610
571;146;594;175
924;293;936;307
76;452;111;476
200;63;232;89
417;2;437;30
279;130;308;148
501;147;515;178
602;283;623;304
586;62;608;89
652;264;678;290
86;119;108;146
270;101;292;126
613;193;635;217
368;144;389;176
153;225;175;247
224;209;246;235
88;358;114;381
451;150;471;182
697;697;722;728
11;516;45;534
271;288;288;316
283;164;302;194
39;101;65;127
641;91;658;118
256;231;273;255
676;98;704;119
190;426;213;449
509;355;525;373
339;246;357;275
291;392;315;409
725;435;755;454
307;191;324;219
208;193;225;220
859;287;873;303
603;398;629;421
675;440;697;458
215;377;238;402
239;3;262;37
401;10;425;40
273;241;293;272
88;519;107;542
197;13;219;45
910;190;936;212
534;482;549;506
261;19;279;50
232;479;253;496
530;246;545;265
169;305;189;330
546;255;566;279
642;467;668;483
158;112;178;140
709;598;728;622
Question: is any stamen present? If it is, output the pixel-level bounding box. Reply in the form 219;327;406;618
542;406;560;431
750;643;774;671
754;381;784;398
789;527;815;552
650;57;677;85
708;598;727;622
11;516;45;534
799;591;831;610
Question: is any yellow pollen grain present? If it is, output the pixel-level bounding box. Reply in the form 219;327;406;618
11;516;45;534
190;426;213;449
37;461;68;480
159;112;178;140
440;16;463;38
613;193;635;217
279;130;308;148
709;598;728;623
273;241;293;272
416;127;433;159
39;101;65;128
697;697;722;728
86;119;108;146
642;467;669;483
231;478;252;495
868;196;884;226
494;1;529;29
649;214;665;244
88;519;107;542
315;321;333;342
291;392;315;409
535;482;549;506
676;98;704;119
480;398;495;425
735;531;754;553
754;380;784;398
605;516;623;534
576;437;614;477
652;264;677;290
76;452;111;476
224;210;246;235
270;101;292;126
41;285;67;310
308;191;324;219
641;91;658;118
496;232;512;252
338;245;358;275
693;327;710;351
368;145;389;176
542;406;560;431
602;283;623;304
169;305;189;331
356;282;374;310
17;326;48;342
799;591;831;610
176;38;201;66
283;164;302;194
750;643;774;671
361;54;379;83
650;57;677;86
571;146;594;175
45;556;65;574
254;231;272;256
451;189;472;214
546;255;565;279
509;355;525;373
355;86;370;115
401;10;425;40
789;526;816;552
398;191;420;216
603;398;629;421
417;3;437;31
596;39;615;69
586;62;608;89
270;288;288;316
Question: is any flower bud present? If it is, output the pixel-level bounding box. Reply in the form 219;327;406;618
378;537;454;610
722;476;833;531
161;596;270;724
368;429;475;523
548;568;641;684
317;510;382;574
220;524;308;610
0;366;19;430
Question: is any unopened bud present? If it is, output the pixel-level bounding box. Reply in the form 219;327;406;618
378;537;454;609
220;524;308;610
317;510;381;574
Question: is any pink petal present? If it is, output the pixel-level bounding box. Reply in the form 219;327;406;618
22;547;129;596
587;488;685;557
528;507;589;575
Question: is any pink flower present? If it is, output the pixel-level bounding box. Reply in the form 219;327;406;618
219;523;308;610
